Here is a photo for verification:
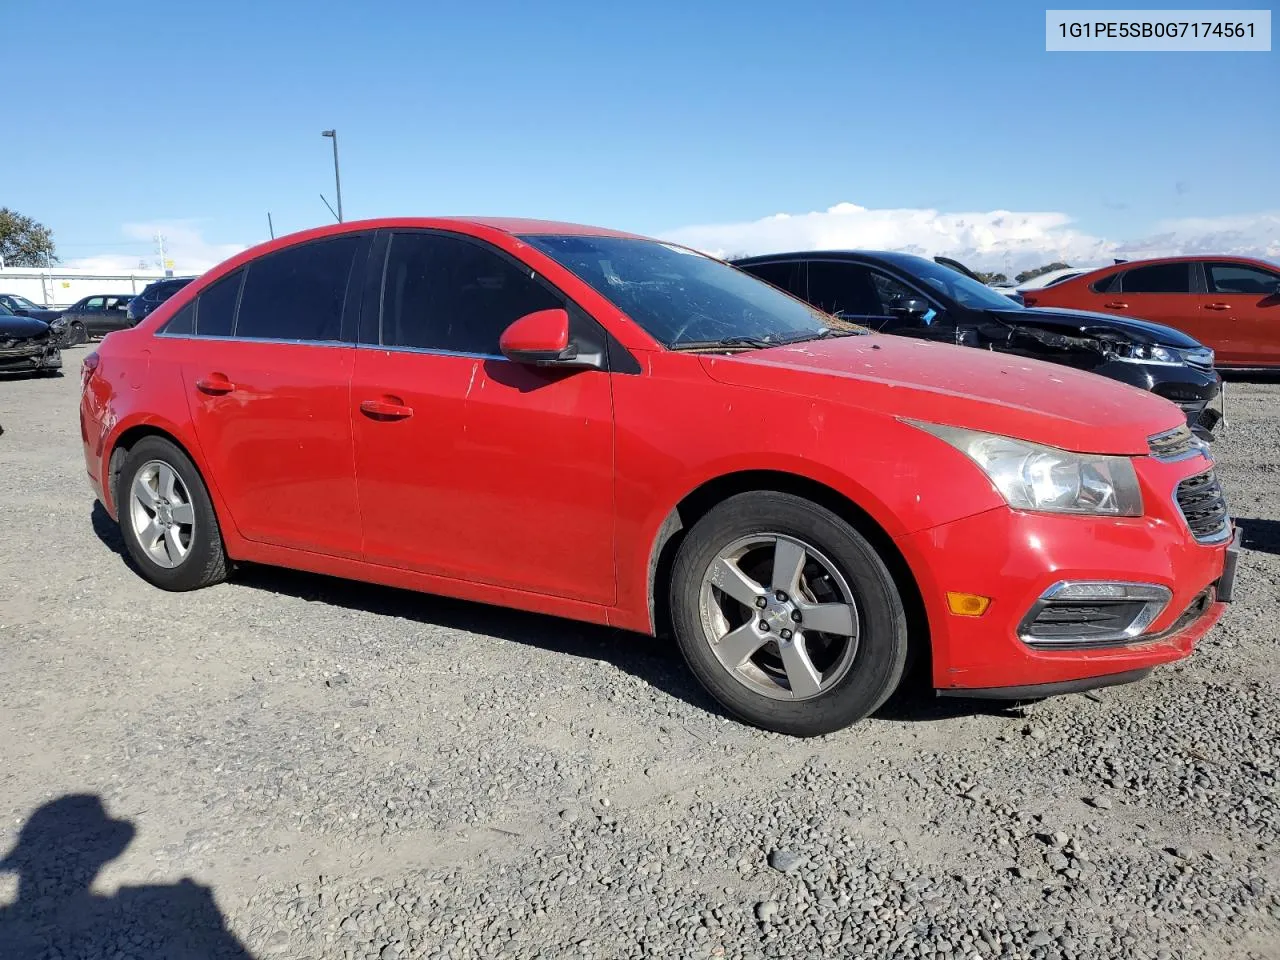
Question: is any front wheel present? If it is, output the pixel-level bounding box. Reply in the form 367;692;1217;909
71;321;87;345
115;436;228;591
669;492;908;736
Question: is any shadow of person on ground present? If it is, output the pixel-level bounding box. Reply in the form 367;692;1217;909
1236;517;1280;557
0;794;253;959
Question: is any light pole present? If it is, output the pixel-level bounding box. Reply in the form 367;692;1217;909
321;129;343;223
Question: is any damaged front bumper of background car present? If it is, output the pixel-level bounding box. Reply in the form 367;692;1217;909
0;340;62;374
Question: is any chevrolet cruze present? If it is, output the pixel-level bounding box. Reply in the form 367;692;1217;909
80;219;1239;735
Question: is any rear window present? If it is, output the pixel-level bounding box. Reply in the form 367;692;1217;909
234;236;361;341
1118;263;1193;294
1090;273;1120;293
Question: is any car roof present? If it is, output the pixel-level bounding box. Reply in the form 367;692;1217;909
732;250;931;269
1088;255;1278;270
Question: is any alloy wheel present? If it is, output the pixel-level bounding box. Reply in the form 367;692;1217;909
128;460;196;569
698;534;859;700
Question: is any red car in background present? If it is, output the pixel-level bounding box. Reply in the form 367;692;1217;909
1024;256;1280;369
80;219;1237;736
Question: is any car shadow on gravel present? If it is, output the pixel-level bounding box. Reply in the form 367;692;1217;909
1236;517;1280;557
0;794;253;959
90;502;1044;727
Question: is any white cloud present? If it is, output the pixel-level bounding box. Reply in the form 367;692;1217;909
64;221;249;275
662;202;1280;272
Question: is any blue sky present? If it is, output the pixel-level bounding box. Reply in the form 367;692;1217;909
5;0;1277;271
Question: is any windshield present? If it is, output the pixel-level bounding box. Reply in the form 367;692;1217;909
903;256;1025;311
6;294;43;311
522;235;864;348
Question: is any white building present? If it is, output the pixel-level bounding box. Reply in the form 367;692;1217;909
0;267;182;308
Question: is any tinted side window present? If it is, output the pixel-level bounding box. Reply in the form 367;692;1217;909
236;236;360;341
740;261;805;298
1206;263;1280;295
806;262;883;317
1118;263;1192;294
161;302;194;335
1090;273;1119;293
381;232;562;354
195;271;243;337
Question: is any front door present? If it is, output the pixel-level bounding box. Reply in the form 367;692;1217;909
1105;261;1202;342
1200;261;1280;367
172;233;369;557
351;230;617;605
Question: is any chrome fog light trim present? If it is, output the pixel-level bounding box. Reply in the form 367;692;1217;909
1018;580;1172;647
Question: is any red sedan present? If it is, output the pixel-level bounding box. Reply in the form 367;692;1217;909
1023;255;1280;369
80;219;1239;735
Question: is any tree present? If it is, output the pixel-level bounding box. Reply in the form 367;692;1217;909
1015;261;1071;284
975;272;1008;285
0;208;58;267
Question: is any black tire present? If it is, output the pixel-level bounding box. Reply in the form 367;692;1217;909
669;491;908;736
71;321;86;345
115;436;228;591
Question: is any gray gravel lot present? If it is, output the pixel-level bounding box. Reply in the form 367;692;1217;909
1;355;1278;959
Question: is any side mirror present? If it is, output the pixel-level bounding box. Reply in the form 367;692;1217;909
892;298;930;317
499;308;603;369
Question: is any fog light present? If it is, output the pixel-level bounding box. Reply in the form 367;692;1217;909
1018;581;1171;646
947;592;991;617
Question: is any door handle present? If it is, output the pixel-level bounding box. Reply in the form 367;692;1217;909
1203;302;1231;311
359;398;414;420
195;374;235;395
1103;301;1129;310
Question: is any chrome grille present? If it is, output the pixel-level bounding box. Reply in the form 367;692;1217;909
1175;470;1231;543
1183;347;1215;371
1148;424;1197;461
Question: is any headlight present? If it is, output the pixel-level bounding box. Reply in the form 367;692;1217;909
910;423;1144;516
1117;343;1179;365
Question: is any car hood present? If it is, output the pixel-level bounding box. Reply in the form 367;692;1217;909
699;334;1183;455
995;307;1201;348
0;315;52;339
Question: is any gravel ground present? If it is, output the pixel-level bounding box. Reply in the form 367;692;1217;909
1;355;1277;959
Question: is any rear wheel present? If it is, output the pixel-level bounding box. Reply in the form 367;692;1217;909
669;491;908;736
115;436;228;591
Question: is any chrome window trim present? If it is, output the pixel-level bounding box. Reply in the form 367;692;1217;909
1172;470;1233;544
1017;580;1172;648
353;342;506;362
152;333;351;348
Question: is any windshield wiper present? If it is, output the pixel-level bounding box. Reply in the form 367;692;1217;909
670;335;777;351
777;327;867;345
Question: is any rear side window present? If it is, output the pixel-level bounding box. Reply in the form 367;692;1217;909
236;236;361;341
741;261;806;298
1118;263;1193;294
381;232;562;354
1206;262;1280;295
162;303;194;335
1090;273;1120;293
195;271;243;337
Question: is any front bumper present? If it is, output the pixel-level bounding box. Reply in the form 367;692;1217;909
0;343;61;372
897;487;1234;694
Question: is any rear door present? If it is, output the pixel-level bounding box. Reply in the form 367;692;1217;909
1200;261;1280;367
351;229;616;604
168;232;370;558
